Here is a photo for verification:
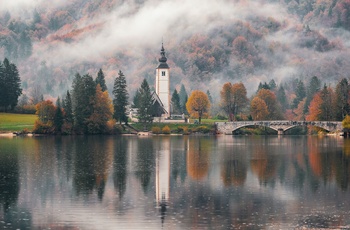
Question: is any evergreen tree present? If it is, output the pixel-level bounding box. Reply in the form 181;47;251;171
113;70;129;124
319;85;335;121
64;90;73;124
179;84;188;114
335;78;350;120
53;97;63;133
171;89;181;114
304;76;321;113
0;58;22;111
133;90;141;108
72;73;96;133
268;79;277;90
206;90;213;103
137;79;154;124
95;68;107;92
292;79;306;109
277;86;289;111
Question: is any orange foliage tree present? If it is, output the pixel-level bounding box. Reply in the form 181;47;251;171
256;88;282;120
220;82;248;121
250;97;269;120
306;92;322;121
186;90;210;124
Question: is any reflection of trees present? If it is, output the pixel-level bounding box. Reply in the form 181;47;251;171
0;142;20;210
113;137;128;199
250;149;277;184
135;138;154;193
187;138;211;180
221;159;247;186
73;137;113;198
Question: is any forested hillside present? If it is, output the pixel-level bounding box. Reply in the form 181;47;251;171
1;0;350;102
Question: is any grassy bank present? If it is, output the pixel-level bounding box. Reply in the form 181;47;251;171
130;122;216;134
0;113;37;132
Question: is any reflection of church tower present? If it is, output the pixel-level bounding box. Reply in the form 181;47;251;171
155;44;170;116
155;138;170;224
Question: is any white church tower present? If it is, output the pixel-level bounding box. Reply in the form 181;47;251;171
155;44;170;117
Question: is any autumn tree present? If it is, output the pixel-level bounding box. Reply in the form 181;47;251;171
86;84;114;134
307;92;322;121
220;82;234;120
335;78;349;120
171;89;181;114
33;100;56;133
113;70;129;124
231;82;248;117
186;90;210;124
250;97;269;120
95;68;107;92
256;89;282;120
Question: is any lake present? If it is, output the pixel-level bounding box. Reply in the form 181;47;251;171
0;135;350;229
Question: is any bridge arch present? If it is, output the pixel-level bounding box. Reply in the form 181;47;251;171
215;121;343;135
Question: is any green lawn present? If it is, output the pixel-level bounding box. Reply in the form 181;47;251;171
0;113;37;132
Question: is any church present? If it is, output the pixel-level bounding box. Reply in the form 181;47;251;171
152;44;171;118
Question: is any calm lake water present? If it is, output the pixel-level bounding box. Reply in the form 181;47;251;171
0;135;350;229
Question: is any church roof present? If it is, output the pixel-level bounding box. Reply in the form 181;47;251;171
157;43;169;69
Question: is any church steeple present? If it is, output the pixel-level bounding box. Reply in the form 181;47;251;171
157;43;169;69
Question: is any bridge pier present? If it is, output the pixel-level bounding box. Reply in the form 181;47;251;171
277;129;284;135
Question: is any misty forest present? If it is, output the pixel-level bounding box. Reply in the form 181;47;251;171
2;0;350;123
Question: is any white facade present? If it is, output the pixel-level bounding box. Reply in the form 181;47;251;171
156;68;170;116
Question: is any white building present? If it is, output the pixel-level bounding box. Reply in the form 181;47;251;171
155;44;170;117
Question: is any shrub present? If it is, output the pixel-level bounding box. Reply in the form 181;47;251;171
177;126;190;135
151;126;161;134
162;125;171;134
33;120;54;134
194;126;211;134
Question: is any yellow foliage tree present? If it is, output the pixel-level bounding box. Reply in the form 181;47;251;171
186;90;210;124
86;85;114;134
250;97;269;120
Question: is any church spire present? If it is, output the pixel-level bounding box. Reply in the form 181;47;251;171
157;43;169;69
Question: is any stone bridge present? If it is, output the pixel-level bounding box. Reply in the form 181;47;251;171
215;120;343;135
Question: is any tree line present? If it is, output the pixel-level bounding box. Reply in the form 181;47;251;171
219;76;350;123
33;69;129;134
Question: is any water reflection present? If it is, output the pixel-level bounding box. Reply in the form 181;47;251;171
0;136;350;229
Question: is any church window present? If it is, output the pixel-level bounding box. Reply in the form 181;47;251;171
162;71;166;76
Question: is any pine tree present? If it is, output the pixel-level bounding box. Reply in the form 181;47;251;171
206;90;213;103
304;76;321;113
72;73;96;133
64;90;73;124
53;97;63;133
0;58;22;111
137;79;154;124
179;84;188;113
277;86;288;111
95;68;107;92
133;90;141;108
335;78;349;120
113;70;129;124
292;79;306;109
268;79;277;90
171;89;181;114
